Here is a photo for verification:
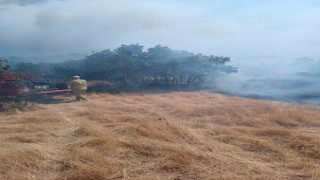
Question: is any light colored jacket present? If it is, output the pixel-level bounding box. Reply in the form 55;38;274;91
70;79;87;92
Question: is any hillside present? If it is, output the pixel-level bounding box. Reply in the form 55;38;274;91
1;92;320;179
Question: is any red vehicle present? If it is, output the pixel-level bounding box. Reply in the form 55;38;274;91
0;73;72;98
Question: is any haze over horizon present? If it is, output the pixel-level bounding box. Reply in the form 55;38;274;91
0;0;319;60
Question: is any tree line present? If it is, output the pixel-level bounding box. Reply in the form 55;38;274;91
3;44;238;89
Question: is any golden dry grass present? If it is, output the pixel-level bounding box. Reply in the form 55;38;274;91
1;92;320;179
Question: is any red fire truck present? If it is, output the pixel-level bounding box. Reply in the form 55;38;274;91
0;73;72;98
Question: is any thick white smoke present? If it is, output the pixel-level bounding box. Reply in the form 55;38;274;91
213;57;320;104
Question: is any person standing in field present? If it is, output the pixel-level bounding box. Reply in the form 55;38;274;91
70;76;87;101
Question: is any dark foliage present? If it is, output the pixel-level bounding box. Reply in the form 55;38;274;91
11;44;237;89
0;58;11;73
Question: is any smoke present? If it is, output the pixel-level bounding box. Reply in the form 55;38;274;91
0;0;67;6
0;0;229;57
212;57;320;104
1;0;319;58
1;0;320;104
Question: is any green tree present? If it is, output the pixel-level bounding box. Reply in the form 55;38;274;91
24;44;238;90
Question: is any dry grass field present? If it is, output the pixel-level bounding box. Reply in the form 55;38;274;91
1;92;320;179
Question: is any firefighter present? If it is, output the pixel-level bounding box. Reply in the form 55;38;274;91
70;76;87;101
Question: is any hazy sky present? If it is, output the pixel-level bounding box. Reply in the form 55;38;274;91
0;0;319;58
